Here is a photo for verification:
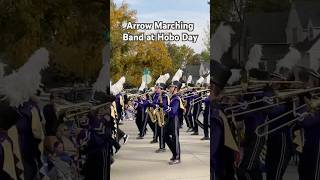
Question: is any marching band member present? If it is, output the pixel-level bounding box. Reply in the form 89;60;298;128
210;60;233;180
135;96;146;139
236;69;268;180
184;76;194;131
184;87;195;132
140;90;156;141
0;48;49;180
0;102;19;180
264;70;295;180
201;76;210;140
202;95;210;140
297;68;320;180
111;79;129;144
191;77;205;135
163;69;184;165
191;89;201;136
153;83;170;153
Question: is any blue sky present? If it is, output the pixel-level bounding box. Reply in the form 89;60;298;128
114;0;210;53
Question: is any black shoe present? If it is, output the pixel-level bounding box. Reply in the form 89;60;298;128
136;136;144;139
123;135;129;144
200;137;210;140
169;159;181;165
186;128;193;132
150;139;158;144
115;144;121;153
191;132;199;135
170;156;175;161
155;148;166;153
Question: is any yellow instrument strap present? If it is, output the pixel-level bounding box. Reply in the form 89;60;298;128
2;139;17;180
112;101;118;118
110;105;116;119
219;110;239;152
166;95;170;106
7;126;24;179
293;129;304;153
178;96;185;110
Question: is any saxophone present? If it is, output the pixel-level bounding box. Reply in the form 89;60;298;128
147;107;157;123
158;107;166;127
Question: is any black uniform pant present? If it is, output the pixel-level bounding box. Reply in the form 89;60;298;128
142;114;156;139
193;104;201;133
299;138;320;180
237;134;266;180
184;105;193;128
136;110;144;137
164;117;180;159
179;109;184;128
203;111;209;138
158;124;165;149
266;132;293;180
22;157;40;180
84;146;110;180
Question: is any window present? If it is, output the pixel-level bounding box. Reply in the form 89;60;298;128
292;27;298;44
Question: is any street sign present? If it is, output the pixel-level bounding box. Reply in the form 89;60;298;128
143;68;152;84
142;74;152;84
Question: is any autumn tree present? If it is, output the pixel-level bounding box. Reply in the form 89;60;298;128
0;0;108;85
110;0;173;87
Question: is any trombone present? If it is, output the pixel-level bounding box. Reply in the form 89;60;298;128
226;87;320;118
255;96;320;137
255;103;307;137
64;103;109;119
191;93;210;105
181;89;210;99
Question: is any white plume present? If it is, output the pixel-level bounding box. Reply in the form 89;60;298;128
0;62;6;79
187;75;192;84
172;69;183;82
0;48;49;107
228;69;241;85
110;76;126;95
276;47;301;73
206;74;210;84
245;44;263;70
155;75;162;84
92;47;109;93
163;73;170;83
211;22;235;63
139;81;146;91
196;76;204;85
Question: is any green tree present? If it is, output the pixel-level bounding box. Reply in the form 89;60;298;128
166;43;195;69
